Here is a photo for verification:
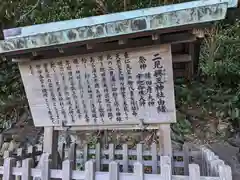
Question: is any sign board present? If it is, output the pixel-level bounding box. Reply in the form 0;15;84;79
19;44;176;129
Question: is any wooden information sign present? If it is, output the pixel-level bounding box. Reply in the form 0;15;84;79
19;44;176;129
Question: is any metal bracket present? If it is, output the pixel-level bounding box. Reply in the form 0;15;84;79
138;119;148;130
58;48;64;53
152;33;160;41
192;28;205;38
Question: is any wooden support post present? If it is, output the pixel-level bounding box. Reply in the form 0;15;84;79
187;43;194;81
43;127;59;168
158;124;172;157
187;39;202;80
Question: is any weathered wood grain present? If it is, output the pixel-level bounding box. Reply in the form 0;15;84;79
19;45;176;129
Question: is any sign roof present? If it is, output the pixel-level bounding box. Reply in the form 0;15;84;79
0;0;236;55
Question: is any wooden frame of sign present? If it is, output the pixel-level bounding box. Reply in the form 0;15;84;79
18;44;175;161
19;44;176;129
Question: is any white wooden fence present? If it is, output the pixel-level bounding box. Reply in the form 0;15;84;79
1;143;196;175
0;152;232;180
62;143;196;174
0;143;232;179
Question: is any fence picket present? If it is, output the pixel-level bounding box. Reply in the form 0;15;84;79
134;162;144;180
219;165;232;180
27;146;36;163
40;154;51;180
36;144;42;152
3;158;16;180
122;144;128;172
160;156;171;180
183;143;189;175
137;144;143;162
62;160;73;180
68;143;76;170
27;146;33;154
200;147;207;176
151;143;158;174
189;164;200;180
95;143;101;171
17;148;23;157
22;158;33;180
16;148;23;180
206;149;213;176
27;146;36;157
108;144;114;161
205;150;212;176
109;161;119;180
85;160;96;180
3;151;11;159
211;160;224;176
84;144;88;164
210;155;218;176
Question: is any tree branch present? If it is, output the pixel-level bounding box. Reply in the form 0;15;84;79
16;0;41;23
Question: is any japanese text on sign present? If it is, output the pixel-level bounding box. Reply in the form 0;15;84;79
19;45;176;128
